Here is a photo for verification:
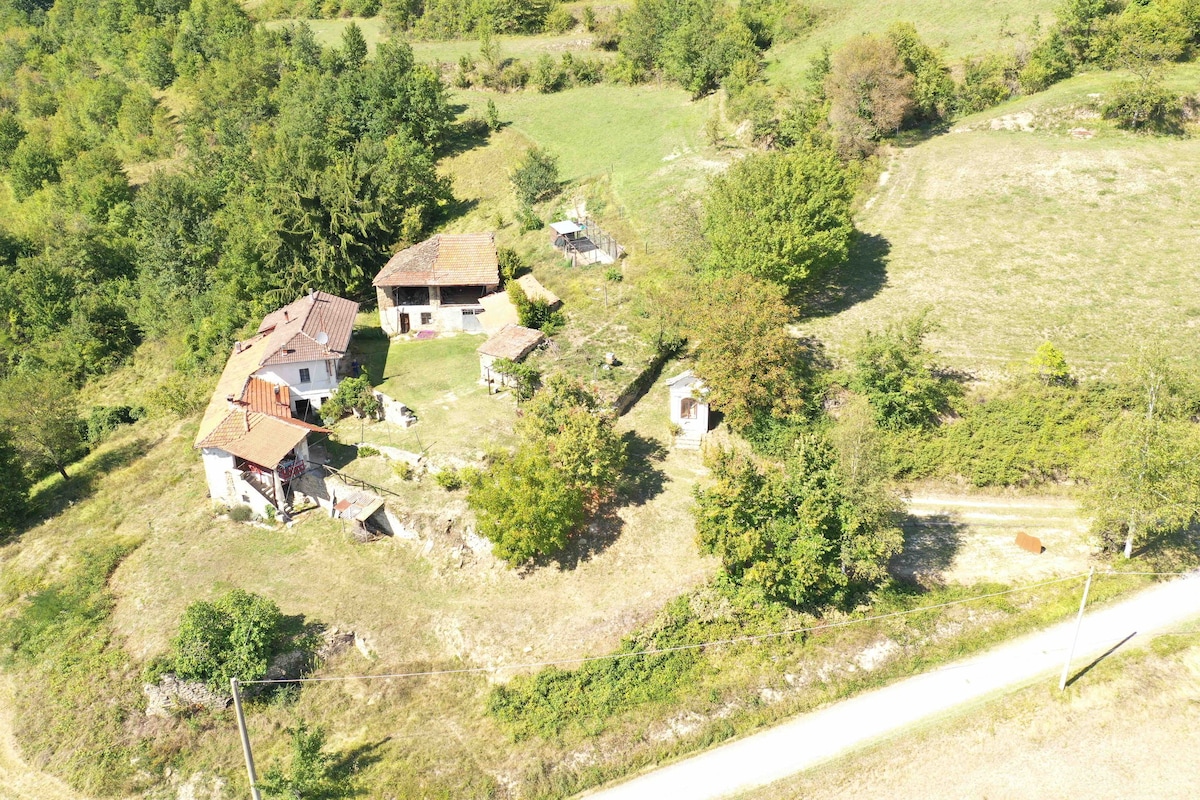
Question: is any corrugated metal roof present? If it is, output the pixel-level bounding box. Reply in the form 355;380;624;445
373;234;500;287
477;324;544;361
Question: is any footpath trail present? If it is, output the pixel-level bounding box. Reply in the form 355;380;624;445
579;571;1200;800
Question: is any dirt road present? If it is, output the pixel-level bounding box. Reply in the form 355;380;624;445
579;571;1200;800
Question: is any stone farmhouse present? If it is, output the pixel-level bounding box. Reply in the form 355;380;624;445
193;291;359;517
373;233;500;335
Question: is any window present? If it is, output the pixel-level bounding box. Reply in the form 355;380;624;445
420;312;432;325
393;286;430;305
680;397;698;420
298;368;311;384
441;285;488;305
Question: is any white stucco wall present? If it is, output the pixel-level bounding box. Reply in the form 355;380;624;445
255;359;339;410
667;376;710;436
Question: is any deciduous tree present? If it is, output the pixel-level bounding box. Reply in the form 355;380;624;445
689;274;811;430
0;370;85;481
703;146;853;293
849;311;959;430
170;588;285;688
825;35;914;156
1083;349;1200;558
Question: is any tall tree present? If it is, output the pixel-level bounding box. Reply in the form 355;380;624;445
1083;349;1200;558
703;146;853;294
694;435;902;608
825;34;914;156
689;274;811;430
0;370;84;481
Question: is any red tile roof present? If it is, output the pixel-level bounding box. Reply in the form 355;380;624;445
373;233;500;287
195;292;350;461
198;410;325;468
477;324;545;361
258;291;360;366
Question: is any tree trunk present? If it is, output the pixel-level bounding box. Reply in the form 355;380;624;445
56;463;69;481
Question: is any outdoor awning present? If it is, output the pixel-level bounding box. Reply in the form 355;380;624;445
354;498;385;522
550;220;583;235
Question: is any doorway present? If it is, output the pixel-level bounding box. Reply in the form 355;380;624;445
399;313;411;334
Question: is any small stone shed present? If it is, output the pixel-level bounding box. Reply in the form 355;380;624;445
665;370;710;448
477;324;545;389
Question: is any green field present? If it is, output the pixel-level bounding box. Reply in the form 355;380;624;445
765;0;1059;87
803;66;1200;372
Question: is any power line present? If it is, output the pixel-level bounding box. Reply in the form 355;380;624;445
243;572;1093;686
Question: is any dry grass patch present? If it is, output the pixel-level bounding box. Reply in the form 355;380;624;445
735;632;1200;800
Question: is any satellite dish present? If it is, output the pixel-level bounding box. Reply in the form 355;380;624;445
316;331;329;346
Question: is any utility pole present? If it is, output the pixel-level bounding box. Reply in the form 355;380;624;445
1059;567;1096;691
231;678;263;800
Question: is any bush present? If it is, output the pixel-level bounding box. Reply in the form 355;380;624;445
849;311;960;430
85;404;144;444
228;505;254;522
955;52;1017;114
510;146;560;205
531;54;564;92
357;444;380;458
435;467;463;490
492;357;541;400
516;203;542;232
169;589;286;689
320;373;381;425
508;281;563;331
393;460;415;480
1103;81;1184;134
498;246;527;282
543;6;575;33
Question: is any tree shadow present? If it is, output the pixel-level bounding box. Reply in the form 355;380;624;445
803;232;891;318
889;512;968;586
438;114;494;159
618;431;668;507
542;503;626;572
331;737;390;791
9;438;154;541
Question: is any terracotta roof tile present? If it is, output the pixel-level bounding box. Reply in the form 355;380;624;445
477;324;545;361
259;291;360;366
373;234;500;287
198;411;323;468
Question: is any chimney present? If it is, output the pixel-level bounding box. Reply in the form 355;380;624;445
233;341;242;354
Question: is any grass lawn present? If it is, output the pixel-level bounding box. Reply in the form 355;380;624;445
764;0;1060;89
341;330;519;460
802;67;1200;372
452;82;722;234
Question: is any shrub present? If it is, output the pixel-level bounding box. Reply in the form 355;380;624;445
492;357;541;400
320;373;381;425
393;460;415;480
543;6;575;33
582;4;596;31
357;444;380;458
498;246;526;282
849;311;960;430
516;203;542;232
1019;29;1075;94
1103;81;1184;134
85;404;143;444
169;589;286;689
485;98;501;131
532;54;564;92
435;467;463;490
955;52;1017;114
510;146;560;205
508;281;563;331
228;505;254;522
